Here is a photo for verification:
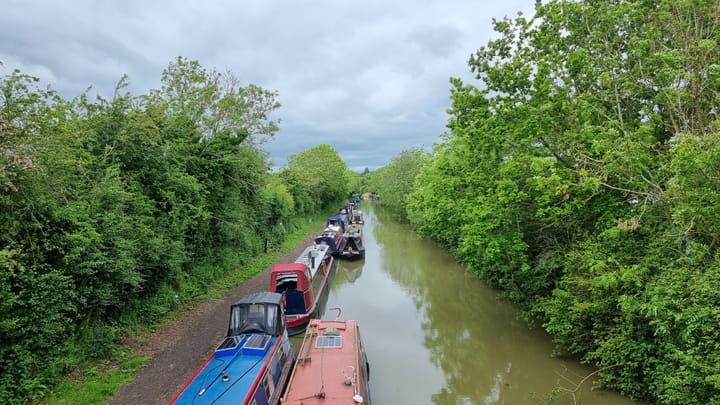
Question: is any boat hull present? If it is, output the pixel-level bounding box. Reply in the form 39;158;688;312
340;226;365;261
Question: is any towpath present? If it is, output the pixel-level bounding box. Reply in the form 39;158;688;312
109;230;318;405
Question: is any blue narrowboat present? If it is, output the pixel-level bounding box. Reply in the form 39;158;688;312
326;215;347;232
315;227;346;256
169;292;294;405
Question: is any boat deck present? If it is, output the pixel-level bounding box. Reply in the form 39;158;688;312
295;243;331;278
281;319;368;404
172;334;282;405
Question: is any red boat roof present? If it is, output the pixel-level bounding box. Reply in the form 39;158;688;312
280;319;369;404
270;262;307;273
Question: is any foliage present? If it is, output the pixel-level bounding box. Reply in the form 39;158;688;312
281;144;350;211
0;57;339;404
346;169;366;195
149;56;281;145
367;147;425;220
406;0;720;403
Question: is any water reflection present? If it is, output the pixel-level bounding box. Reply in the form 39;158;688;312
338;258;364;284
322;203;639;405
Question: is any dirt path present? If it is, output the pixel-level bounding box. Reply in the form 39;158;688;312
109;230;319;405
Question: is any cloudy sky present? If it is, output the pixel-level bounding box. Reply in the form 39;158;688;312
2;0;535;171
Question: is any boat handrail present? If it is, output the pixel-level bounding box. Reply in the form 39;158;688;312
297;323;318;365
342;365;364;403
327;307;342;320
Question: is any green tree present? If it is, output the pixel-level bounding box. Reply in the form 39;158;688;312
406;0;720;402
0;58;294;403
282;144;349;209
151;56;281;145
369;148;424;220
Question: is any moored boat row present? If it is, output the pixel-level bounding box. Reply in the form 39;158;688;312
169;198;370;405
317;201;366;260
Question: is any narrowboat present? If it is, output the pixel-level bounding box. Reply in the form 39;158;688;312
280;317;371;405
168;292;295;405
340;202;354;215
315;227;346;256
349;210;364;226
326;215;347;232
340;224;365;260
270;244;335;335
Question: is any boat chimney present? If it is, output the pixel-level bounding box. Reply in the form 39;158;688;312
309;245;317;268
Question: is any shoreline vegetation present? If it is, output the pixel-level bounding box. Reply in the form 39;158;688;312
43;215;325;405
1;56;355;404
367;1;720;402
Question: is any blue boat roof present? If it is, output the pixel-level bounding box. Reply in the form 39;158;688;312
172;334;279;405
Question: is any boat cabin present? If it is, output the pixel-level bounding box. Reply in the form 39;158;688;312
326;215;347;232
315;228;346;255
349;210;364;225
281;319;371;404
226;291;286;338
270;262;312;317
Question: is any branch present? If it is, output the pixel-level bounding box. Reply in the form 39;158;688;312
599;181;653;198
547;364;622;405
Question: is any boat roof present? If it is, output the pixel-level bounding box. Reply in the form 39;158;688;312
171;334;282;405
270;262;307;274
317;228;339;236
232;291;282;307
298;244;330;274
296;243;330;263
281;319;365;404
270;243;330;271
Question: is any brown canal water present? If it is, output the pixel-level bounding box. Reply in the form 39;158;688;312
313;202;641;405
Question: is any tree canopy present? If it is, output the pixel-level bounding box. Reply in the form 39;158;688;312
281;144;350;211
405;0;720;402
0;58;343;404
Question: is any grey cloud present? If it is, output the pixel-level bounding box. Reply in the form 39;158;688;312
1;0;535;171
407;25;465;57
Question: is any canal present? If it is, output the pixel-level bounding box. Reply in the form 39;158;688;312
316;202;640;405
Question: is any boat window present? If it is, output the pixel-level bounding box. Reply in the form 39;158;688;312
275;273;297;292
316;335;343;348
229;302;275;335
266;305;277;330
247;304;265;321
228;305;247;334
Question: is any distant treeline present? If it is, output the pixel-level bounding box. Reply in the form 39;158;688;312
0;57;354;404
368;1;720;404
